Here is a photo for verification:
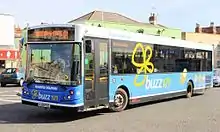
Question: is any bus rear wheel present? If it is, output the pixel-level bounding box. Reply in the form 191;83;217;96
186;81;193;98
110;88;128;112
0;82;6;87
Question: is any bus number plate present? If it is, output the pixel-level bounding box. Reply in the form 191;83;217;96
51;95;59;101
38;102;50;108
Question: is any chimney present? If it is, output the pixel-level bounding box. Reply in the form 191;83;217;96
14;25;21;38
195;23;202;33
149;13;157;25
210;22;216;34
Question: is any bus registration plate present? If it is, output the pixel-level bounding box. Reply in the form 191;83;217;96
38;102;50;108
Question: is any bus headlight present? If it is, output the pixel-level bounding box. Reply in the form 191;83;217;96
23;89;29;95
69;90;74;95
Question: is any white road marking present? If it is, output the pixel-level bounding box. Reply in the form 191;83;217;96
0;90;21;94
0;98;20;103
0;88;22;103
0;91;10;94
0;95;19;97
14;90;21;93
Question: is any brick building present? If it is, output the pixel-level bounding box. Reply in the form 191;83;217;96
195;22;220;34
182;22;220;68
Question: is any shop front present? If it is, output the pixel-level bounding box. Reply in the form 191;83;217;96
0;49;20;72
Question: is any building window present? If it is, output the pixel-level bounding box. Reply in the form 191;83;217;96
217;61;220;68
216;45;220;57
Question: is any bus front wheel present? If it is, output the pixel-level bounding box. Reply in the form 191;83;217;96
110;88;128;112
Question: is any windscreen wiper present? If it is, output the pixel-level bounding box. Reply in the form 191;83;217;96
33;76;62;85
34;76;52;80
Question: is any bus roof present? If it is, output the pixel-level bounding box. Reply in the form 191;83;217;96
27;24;74;30
78;24;213;51
27;23;213;51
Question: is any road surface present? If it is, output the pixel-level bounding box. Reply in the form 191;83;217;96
0;85;21;104
0;86;220;132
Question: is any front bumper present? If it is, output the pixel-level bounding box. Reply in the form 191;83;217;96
21;98;83;108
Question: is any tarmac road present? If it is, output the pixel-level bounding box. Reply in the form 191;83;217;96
0;86;220;132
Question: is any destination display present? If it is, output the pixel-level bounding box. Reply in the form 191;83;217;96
27;27;75;42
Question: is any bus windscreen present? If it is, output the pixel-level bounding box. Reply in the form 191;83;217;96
26;43;81;86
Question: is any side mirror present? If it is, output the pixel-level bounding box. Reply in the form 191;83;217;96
85;40;92;53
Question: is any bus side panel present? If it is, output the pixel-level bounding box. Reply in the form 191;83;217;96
192;72;213;90
109;72;212;104
109;73;186;103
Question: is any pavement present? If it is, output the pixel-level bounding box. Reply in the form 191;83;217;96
0;86;220;132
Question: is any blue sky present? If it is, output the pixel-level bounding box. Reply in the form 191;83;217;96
0;0;219;32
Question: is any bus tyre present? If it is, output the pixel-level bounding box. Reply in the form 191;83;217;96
186;82;193;98
110;88;128;112
0;82;6;87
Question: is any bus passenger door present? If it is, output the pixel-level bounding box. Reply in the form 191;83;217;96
84;39;109;108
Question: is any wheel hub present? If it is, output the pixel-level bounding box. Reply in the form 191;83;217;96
114;94;124;106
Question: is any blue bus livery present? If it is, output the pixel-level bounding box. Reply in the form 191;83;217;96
21;24;213;112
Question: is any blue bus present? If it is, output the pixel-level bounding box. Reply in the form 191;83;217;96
21;24;213;112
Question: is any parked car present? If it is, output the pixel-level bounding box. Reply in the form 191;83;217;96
213;69;220;87
0;68;25;87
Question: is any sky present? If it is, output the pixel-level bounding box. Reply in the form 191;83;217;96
0;0;219;32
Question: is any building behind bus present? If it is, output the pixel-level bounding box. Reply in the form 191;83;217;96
68;10;182;39
182;22;220;68
0;14;20;72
